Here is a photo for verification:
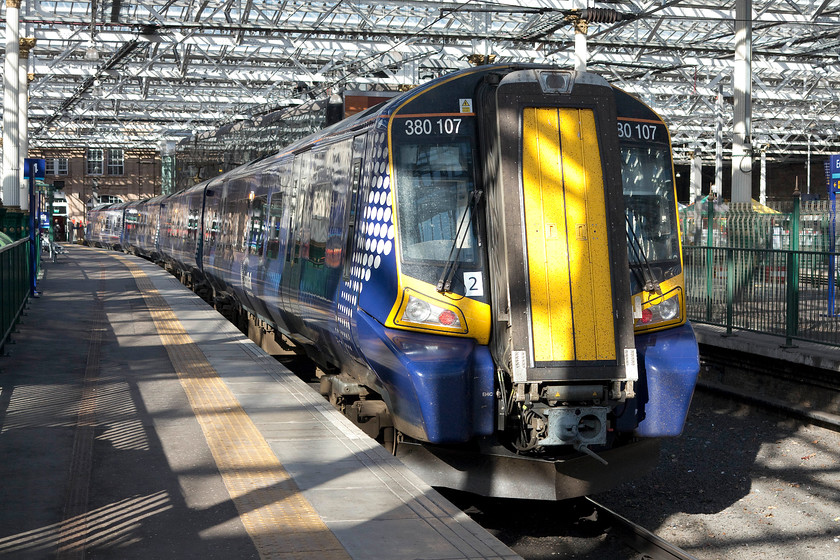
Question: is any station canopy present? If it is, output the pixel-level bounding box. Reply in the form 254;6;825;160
4;1;840;164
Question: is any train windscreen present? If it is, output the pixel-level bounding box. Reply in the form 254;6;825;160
393;139;479;266
620;143;681;291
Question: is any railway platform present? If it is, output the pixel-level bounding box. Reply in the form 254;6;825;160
0;244;519;560
692;323;840;430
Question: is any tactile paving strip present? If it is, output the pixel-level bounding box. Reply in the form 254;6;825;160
57;263;106;560
121;257;351;560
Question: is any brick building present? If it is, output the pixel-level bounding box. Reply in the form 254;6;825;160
28;147;161;235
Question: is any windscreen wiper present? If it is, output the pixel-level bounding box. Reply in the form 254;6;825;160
437;189;483;293
625;213;660;293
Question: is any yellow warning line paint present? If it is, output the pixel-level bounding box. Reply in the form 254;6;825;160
120;257;350;560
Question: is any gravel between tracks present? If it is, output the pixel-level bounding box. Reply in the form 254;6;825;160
595;390;840;560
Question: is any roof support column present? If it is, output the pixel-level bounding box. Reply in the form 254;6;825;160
691;150;703;204
731;0;753;204
714;85;723;199
806;134;811;195
573;17;587;72
19;38;35;211
760;146;767;205
2;0;21;208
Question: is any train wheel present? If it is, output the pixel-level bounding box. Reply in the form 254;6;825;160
380;427;402;455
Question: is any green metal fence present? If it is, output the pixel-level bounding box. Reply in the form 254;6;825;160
681;199;840;252
682;196;840;346
1;238;31;352
684;245;840;346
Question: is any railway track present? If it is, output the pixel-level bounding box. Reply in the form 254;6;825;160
431;488;699;559
587;498;699;560
697;346;840;432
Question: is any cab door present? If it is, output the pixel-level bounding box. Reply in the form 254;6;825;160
479;69;635;385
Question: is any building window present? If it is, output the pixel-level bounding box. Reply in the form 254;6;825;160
87;149;104;175
48;158;68;175
108;148;124;175
99;195;122;204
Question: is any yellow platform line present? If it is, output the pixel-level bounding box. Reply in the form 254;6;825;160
121;258;351;560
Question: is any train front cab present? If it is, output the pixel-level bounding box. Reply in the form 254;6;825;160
483;69;637;449
388;67;699;500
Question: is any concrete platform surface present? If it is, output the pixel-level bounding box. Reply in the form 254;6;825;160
0;245;520;560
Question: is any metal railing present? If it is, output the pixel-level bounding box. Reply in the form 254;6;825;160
684;245;840;346
681;198;840;253
682;194;840;346
1;238;31;352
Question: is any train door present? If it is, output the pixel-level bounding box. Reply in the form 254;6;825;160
183;189;202;270
215;179;240;296
332;134;368;366
242;172;272;321
281;153;312;339
479;69;636;397
260;167;294;334
152;198;164;260
272;161;300;332
200;183;222;285
225;176;257;310
344;136;366;272
113;210;123;247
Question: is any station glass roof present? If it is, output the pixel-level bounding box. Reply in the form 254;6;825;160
2;1;838;164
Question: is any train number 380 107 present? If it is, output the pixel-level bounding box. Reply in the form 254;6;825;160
404;118;463;136
617;121;658;141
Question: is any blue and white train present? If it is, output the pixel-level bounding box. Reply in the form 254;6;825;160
87;64;700;500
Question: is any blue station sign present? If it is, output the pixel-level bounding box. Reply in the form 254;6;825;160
24;158;47;179
831;154;840;193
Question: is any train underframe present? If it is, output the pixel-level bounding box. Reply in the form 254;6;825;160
316;361;660;501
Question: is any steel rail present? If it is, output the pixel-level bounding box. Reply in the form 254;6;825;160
586;497;700;560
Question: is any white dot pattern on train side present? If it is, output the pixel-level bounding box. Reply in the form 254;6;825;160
336;132;393;348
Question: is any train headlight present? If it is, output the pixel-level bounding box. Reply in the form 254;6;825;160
397;293;465;332
404;297;432;323
657;297;680;321
635;289;682;330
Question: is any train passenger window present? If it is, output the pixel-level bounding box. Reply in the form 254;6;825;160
265;188;284;261
188;209;199;241
286;177;299;263
394;139;478;264
310;181;331;261
248;194;268;256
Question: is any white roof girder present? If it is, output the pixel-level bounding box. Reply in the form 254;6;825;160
0;1;835;158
